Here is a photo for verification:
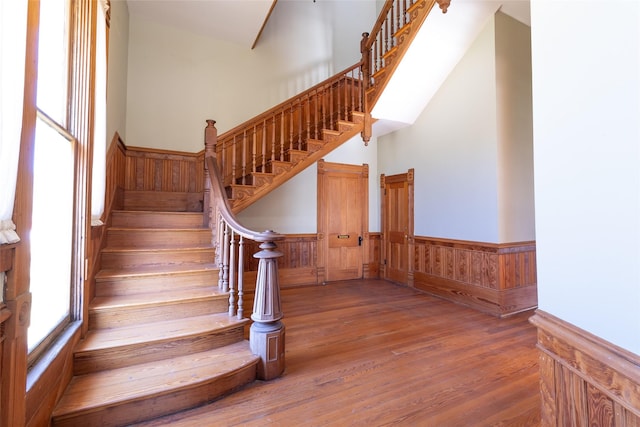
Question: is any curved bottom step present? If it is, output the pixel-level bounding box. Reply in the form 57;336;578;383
51;341;259;427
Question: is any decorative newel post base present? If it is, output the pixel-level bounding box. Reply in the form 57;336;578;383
250;320;285;380
251;234;285;380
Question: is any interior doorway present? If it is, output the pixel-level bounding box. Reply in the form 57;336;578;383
317;160;369;283
381;169;414;285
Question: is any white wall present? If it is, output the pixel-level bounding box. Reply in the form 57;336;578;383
495;12;534;242
125;1;375;152
106;0;129;141
378;16;500;242
236;134;380;234
531;0;640;355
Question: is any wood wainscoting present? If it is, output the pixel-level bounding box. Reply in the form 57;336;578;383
530;311;640;426
413;237;537;317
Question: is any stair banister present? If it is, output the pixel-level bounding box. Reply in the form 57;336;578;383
204;120;286;380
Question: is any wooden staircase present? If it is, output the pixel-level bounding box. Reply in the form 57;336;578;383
211;64;368;213
51;193;259;427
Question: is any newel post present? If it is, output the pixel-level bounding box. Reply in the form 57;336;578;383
203;120;217;230
250;232;285;380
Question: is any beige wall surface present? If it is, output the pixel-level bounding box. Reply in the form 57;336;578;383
378;16;500;243
106;0;129;141
124;1;375;152
495;12;535;243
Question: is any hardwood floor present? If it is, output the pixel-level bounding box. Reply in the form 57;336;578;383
136;279;541;426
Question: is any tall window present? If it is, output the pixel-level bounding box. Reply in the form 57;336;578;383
28;0;75;354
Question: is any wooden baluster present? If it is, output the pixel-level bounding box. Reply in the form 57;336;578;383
280;110;285;161
228;230;236;316
320;86;327;129
252;126;257;179
329;82;334;129
237;235;245;319
337;79;342;122
231;135;237;187
261;120;267;173
392;1;396;45
384;16;389;55
221;222;230;292
289;106;294;154
217;215;224;288
297;101;303;149
314;90;319;139
241;130;247;185
403;0;409;27
271;115;276;165
343;75;348;120
305;95;311;142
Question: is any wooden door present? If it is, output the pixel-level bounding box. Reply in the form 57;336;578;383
382;169;414;285
318;160;369;283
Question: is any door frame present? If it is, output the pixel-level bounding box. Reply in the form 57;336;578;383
381;168;414;286
317;159;369;284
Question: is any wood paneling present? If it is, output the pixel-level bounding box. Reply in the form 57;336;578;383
530;310;640;427
365;232;381;278
124;146;204;193
413;237;537;317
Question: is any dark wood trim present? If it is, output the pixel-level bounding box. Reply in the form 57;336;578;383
530;310;640;426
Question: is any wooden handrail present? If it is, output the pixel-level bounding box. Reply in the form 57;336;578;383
204;144;285;380
205;156;284;244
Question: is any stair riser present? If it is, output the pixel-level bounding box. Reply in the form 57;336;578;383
74;326;245;375
89;298;228;329
51;363;257;427
101;249;215;269
107;229;212;249
112;212;204;229
96;270;219;296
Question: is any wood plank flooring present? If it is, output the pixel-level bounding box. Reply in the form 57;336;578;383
136;279;541;426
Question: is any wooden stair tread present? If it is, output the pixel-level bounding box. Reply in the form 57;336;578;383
90;287;225;311
96;263;218;279
52;341;258;418
77;313;247;353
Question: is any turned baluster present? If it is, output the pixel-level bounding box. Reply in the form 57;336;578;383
289;106;294;154
261;120;267;173
228;229;236;316
217;215;225;288
297;101;303;149
241;130;247;185
314;90;319;139
237;235;245;319
231;135;237;188
279;110;285;161
221;222;230;292
384;15;389;54
252;126;257;178
271;115;276;165
305;95;311;141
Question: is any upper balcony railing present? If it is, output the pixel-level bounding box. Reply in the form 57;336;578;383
360;0;450;112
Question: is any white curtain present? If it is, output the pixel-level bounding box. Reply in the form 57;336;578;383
91;2;107;226
0;0;28;244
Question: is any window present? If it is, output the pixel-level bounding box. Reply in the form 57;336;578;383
28;0;74;355
27;0;106;360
